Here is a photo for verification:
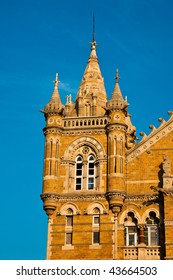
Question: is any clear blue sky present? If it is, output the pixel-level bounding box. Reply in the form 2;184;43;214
0;0;173;260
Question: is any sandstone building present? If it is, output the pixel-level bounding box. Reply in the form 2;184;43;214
40;38;173;260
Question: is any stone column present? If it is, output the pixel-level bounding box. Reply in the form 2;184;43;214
112;206;121;260
46;217;52;260
83;160;88;190
139;225;145;244
138;225;146;259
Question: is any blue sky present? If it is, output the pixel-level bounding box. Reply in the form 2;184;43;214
0;0;173;259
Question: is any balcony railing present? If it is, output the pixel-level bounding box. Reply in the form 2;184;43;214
123;246;160;260
124;247;138;260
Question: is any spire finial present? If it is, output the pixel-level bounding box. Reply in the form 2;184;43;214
92;13;95;43
115;69;120;83
53;73;59;88
90;13;98;51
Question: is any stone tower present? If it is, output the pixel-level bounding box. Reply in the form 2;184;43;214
40;38;173;260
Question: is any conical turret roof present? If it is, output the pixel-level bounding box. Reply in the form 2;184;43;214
107;69;128;110
44;73;63;114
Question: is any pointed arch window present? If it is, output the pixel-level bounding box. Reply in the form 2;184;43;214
87;155;95;190
124;212;139;246
144;211;159;246
75;155;83;190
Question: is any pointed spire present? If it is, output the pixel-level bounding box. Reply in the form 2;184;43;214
115;69;120;83
111;69;123;99
92;12;95;43
44;73;63;114
88;13;98;59
75;16;107;116
49;73;61;103
106;69;128;110
53;73;59;88
77;24;107;101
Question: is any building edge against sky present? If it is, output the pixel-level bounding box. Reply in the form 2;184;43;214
40;35;173;260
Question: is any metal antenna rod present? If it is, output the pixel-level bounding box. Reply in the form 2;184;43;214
92;13;95;42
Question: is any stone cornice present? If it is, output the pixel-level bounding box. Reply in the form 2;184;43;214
106;123;127;133
41;192;106;202
41;192;159;203
127;112;173;163
62;130;106;136
106;191;126;200
43;127;106;136
43;127;62;135
125;193;159;202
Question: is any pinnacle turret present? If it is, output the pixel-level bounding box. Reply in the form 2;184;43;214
106;70;128;110
44;73;63;114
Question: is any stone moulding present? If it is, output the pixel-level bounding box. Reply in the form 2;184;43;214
127;114;173;163
41;192;159;204
40;192;106;202
125;193;159;202
106;191;126;200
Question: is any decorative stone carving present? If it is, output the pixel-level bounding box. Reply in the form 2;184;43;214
163;155;171;176
41;192;106;202
82;147;90;154
127;114;173;163
150;186;173;196
125;193;159;202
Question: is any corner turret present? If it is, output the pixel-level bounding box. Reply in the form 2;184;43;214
42;73;64;116
106;70;128;214
106;69;128;111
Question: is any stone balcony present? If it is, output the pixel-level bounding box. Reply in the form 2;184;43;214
123;245;160;260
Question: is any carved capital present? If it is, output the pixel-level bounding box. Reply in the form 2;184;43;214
106;191;126;201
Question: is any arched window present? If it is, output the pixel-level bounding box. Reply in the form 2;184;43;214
92;207;100;244
87;155;95;190
144;211;159;246
75;156;83;190
124;212;139;246
65;208;73;245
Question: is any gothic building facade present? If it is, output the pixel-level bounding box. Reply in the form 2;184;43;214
40;39;173;260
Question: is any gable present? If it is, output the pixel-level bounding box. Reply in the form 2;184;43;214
127;112;173;163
